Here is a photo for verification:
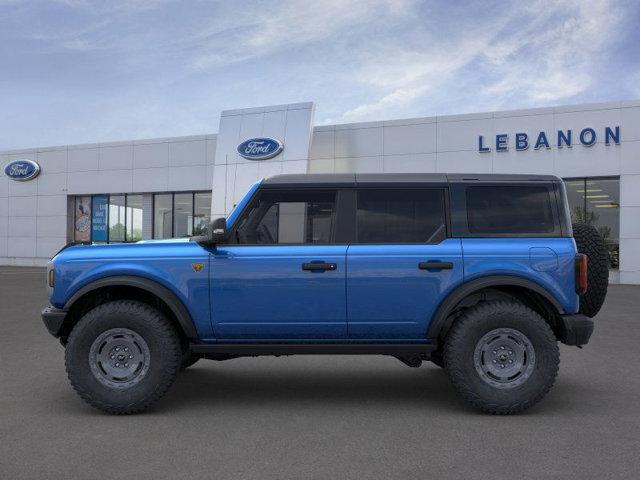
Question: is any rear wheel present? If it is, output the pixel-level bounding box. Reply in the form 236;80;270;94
444;301;559;414
430;350;444;368
65;300;181;414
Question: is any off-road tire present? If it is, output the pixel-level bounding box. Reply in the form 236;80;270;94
430;350;444;368
180;351;201;370
572;222;609;318
444;301;559;414
65;300;181;414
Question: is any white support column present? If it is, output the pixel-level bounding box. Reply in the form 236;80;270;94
211;102;315;218
619;174;640;283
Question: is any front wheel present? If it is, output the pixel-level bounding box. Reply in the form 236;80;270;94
444;301;559;414
180;350;201;370
65;300;181;414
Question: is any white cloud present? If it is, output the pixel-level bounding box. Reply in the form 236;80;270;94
337;36;493;121
191;0;412;69
339;85;429;121
334;0;625;122
481;0;621;105
0;0;634;149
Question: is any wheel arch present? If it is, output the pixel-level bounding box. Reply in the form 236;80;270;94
60;275;198;343
427;275;565;344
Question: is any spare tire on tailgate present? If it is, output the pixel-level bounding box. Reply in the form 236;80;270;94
572;223;609;317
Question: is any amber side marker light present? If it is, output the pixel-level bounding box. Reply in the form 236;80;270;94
575;254;588;295
48;269;55;288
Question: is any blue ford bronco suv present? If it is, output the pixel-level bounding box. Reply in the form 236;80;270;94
42;174;608;414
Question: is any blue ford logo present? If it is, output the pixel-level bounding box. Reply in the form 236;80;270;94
237;137;283;160
4;159;41;181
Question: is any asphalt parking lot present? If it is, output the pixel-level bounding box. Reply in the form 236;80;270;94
1;267;639;479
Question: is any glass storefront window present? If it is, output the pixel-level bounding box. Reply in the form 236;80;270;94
564;177;620;269
194;192;212;236
174;193;193;238
91;195;109;242
108;195;126;242
126;194;143;242
153;191;211;239
73;191;211;243
154;194;173;239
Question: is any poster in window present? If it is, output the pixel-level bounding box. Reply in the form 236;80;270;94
74;196;91;242
91;194;108;242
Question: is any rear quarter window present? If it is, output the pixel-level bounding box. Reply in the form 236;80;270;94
466;185;556;234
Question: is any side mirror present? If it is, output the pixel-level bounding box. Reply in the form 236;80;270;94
209;217;227;244
193;217;227;246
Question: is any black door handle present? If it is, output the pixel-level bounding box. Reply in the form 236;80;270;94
302;262;337;271
419;261;453;270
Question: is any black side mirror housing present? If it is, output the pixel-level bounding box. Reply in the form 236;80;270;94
193;217;227;246
209;217;227;244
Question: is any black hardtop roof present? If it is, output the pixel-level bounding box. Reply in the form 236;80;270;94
262;173;561;187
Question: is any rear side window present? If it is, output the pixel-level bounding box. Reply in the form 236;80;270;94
356;189;446;243
466;186;555;234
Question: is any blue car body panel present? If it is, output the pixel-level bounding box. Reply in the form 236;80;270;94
209;245;348;340
461;238;579;314
50;240;214;339
345;239;464;340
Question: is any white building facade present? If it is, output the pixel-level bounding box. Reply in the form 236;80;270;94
1;100;639;284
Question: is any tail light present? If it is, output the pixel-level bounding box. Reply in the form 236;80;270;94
575;254;588;295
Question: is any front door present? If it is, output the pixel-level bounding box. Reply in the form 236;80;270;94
210;188;348;340
346;188;464;340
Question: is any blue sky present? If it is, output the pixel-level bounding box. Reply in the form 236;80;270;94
1;0;639;150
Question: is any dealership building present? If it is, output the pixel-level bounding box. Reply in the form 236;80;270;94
1;100;639;284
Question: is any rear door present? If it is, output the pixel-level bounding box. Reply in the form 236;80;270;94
346;187;463;340
210;188;348;340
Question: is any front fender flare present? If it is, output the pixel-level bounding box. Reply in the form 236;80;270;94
64;275;198;340
427;275;565;342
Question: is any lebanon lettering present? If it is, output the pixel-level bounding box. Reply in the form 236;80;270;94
478;126;620;152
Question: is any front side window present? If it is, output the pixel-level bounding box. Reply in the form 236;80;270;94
235;190;336;244
356;189;446;243
466;186;555;234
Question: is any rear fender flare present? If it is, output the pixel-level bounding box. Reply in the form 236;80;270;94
427;275;564;342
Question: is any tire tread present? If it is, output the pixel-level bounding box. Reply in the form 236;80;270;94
65;300;181;415
444;301;559;415
572;222;609;318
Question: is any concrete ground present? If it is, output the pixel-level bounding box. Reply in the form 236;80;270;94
0;267;639;480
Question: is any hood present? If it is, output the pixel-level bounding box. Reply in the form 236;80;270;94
52;237;198;264
135;238;191;244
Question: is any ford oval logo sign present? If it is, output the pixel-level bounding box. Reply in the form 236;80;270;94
4;159;41;181
237;137;283;160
